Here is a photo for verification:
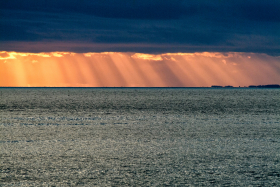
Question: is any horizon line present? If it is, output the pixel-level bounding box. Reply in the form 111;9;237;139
1;84;279;89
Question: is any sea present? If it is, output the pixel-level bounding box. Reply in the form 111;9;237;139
0;88;279;186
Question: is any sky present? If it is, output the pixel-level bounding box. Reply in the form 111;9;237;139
1;0;280;87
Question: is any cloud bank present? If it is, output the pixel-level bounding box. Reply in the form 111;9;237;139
0;0;279;55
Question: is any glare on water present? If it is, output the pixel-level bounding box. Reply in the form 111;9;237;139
0;88;279;186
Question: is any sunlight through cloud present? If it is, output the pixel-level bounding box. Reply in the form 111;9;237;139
1;51;279;87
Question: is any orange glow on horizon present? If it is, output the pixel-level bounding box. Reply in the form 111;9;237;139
0;51;279;87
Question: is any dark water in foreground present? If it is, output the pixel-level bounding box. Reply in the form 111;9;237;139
0;88;280;186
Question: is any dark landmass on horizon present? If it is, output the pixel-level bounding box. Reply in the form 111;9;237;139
211;84;280;88
248;84;280;88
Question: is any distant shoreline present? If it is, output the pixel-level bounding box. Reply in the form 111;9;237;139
0;85;279;89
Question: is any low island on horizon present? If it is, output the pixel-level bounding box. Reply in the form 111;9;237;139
211;84;280;88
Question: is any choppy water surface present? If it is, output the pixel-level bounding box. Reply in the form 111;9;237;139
1;88;280;186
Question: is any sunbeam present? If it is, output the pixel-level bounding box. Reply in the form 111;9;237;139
1;51;279;87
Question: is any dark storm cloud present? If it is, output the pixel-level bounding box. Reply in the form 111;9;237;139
0;0;279;55
0;0;188;20
237;1;280;22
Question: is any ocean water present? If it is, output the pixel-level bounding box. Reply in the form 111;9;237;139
0;88;279;186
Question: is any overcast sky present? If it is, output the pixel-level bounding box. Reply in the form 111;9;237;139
0;0;279;55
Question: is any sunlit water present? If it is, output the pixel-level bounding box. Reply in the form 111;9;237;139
1;88;279;186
